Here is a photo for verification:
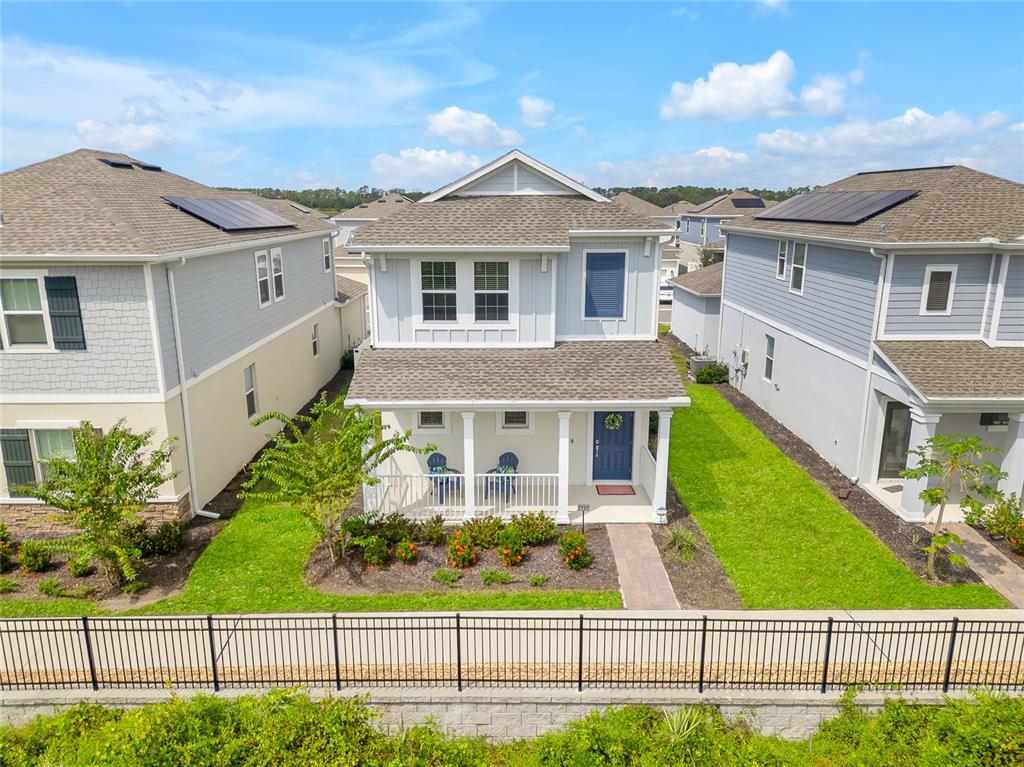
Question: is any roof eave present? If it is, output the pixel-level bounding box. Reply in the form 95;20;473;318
722;224;1024;253
345;396;691;409
346;244;571;254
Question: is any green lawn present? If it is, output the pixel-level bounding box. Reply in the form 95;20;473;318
670;384;1006;609
0;501;621;618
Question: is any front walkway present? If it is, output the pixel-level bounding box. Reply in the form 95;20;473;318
948;524;1024;608
605;524;679;610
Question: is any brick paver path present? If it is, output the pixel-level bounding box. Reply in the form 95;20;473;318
605;524;680;610
948;524;1024;608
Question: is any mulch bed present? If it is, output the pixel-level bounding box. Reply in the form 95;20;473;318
969;528;1024;569
307;525;620;594
660;331;983;586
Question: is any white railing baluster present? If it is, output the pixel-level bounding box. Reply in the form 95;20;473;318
366;474;558;521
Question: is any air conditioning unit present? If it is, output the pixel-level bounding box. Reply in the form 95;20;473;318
687;261;702;272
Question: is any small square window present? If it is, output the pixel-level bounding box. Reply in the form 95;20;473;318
418;411;444;429
503;411;529;429
980;413;1009;427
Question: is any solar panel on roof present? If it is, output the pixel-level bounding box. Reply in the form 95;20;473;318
162;196;297;231
732;198;765;208
290;201;312;213
754;189;918;224
689;194;728;213
98;158;133;169
135;162;162;171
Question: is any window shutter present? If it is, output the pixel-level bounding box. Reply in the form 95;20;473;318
584;252;626;318
925;271;952;312
44;276;87;350
0;429;35;496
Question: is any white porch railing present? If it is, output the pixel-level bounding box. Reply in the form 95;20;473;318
366;473;558;521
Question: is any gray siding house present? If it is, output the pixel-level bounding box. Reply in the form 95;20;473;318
669;261;722;357
345;151;688;525
716;165;1024;523
674;190;773;262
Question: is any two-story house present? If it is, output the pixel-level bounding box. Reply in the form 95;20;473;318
0;148;348;526
717;165;1024;522
344;150;688;524
676;190;773;264
331;192;414;285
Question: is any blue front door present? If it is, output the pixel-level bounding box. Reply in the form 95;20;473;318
593;411;634;481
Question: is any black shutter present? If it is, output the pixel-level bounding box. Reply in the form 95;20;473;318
44;276;87;350
0;429;36;496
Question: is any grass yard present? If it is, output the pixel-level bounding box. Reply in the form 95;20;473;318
670;384;1006;609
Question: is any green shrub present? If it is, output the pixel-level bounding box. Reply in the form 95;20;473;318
496;526;526;567
37;577;66;598
68;584;97;598
0;576;17;594
431;568;462;588
374;513;418;546
559;530;592;570
394;539;417;565
460;515;505;548
66;556;95;578
0;523;15;572
480;568;514;585
509;512;557;546
446;529;477;568
142;520;187;557
19;541;53;573
665;523;699;564
416;514;445;545
694;362;730;384
123;580;148;594
529;573;550;587
360;535;390;567
965;492;1022;539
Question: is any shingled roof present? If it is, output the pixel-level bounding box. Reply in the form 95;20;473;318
611;191;671;218
875;340;1024;400
663;200;695;215
725;166;1024;244
0;148;334;256
335;192;414;220
335;274;368;304
350;195;668;249
687;190;767;217
346;341;687;405
668;261;723;297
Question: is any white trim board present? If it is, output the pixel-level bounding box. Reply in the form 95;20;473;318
346;397;692;410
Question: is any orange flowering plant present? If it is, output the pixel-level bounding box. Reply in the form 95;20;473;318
447;529;477;568
395;539;417;564
497;527;526;567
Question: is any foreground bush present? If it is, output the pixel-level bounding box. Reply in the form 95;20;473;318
1;691;1020;766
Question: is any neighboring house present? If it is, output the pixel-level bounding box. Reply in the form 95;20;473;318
345;150;688;524
718;165;1024;522
677;190;771;262
669;261;722;356
335;274;370;352
331;192;414;285
611;192;681;283
0;148;348;524
663;199;694;249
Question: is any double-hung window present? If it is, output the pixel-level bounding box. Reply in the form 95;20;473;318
0;428;76;493
584;251;627;319
0;278;48;347
920;265;957;315
764;335;775;382
243;364;257;418
35;430;76;481
271;247;285;301
474;261;509;322
421;261;456;322
789;243;806;295
700;220;706;238
311;323;320;357
322;238;332;273
776;241;788;280
255;251;271;307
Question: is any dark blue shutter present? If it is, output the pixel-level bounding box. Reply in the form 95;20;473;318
0;429;35;496
584;252;626;318
44;276;86;350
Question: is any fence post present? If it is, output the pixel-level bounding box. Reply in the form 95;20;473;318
820;617;834;694
942;617;960;693
81;616;99;691
698;615;707;693
455;613;463;692
206;615;220;692
577;614;584;692
332;614;341;691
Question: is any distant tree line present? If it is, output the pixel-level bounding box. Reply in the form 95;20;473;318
592;185;811;208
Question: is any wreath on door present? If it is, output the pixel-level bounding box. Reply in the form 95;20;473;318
603;412;624;431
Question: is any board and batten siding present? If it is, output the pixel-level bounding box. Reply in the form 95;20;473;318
161;234;337;380
723;234;879;360
996;254;1024;342
454;160;571;196
555;238;657;339
883;253;992;337
0;265;160;394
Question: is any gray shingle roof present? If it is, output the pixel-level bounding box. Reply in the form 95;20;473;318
350;195;668;248
346;341;687;404
0;148;334;256
335;192;414;219
611;191;670;217
687;190;766;217
725;166;1024;244
875;340;1024;400
668;261;723;297
663;200;694;215
335;274;368;304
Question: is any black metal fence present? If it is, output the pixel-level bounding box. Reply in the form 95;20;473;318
2;614;1022;693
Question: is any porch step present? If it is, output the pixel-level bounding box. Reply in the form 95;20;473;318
605;524;680;610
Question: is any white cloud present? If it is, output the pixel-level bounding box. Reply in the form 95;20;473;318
693;146;751;164
76;119;175;152
426;106;522;148
753;0;789;15
661;50;796;120
800;74;847;116
573;125;592;141
371;147;481;187
591;145;751;187
518;95;555;128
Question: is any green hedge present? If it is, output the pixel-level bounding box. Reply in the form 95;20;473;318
1;690;1021;766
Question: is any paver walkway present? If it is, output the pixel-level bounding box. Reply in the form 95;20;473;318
948;524;1024;608
605;524;680;610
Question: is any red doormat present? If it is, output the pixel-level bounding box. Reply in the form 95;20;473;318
596;485;635;496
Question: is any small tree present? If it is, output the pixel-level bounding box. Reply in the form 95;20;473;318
900;434;1004;580
698;246;723;267
241;396;430;563
18;421;177;587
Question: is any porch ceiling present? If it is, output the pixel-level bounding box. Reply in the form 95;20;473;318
346;340;687;407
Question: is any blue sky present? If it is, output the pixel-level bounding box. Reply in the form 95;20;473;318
3;1;1022;191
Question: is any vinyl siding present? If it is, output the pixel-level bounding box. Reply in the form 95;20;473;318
723;233;879;360
996;254;1024;342
150;263;180;390
883;253;991;336
454;160;571;196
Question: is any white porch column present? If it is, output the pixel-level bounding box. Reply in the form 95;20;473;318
652;410;673;524
461;411;476;520
557;411;571;525
999;414;1024;496
898;409;941;522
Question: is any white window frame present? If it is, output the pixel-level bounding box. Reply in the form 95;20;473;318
684;218;690;234
416;411;447;433
419;260;458;324
919;264;958;316
700;219;706;238
0;270;55;352
311;322;320;357
497;410;534;434
763;334;775;382
473;260;511;324
581;249;629;322
243;363;257;418
789;243;807;296
775;241;788;280
270;247;285;302
322;238;332;273
34;429;76;482
254;251;272;308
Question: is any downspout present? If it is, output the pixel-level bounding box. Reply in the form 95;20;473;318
166;258;219;519
852;248;888;484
